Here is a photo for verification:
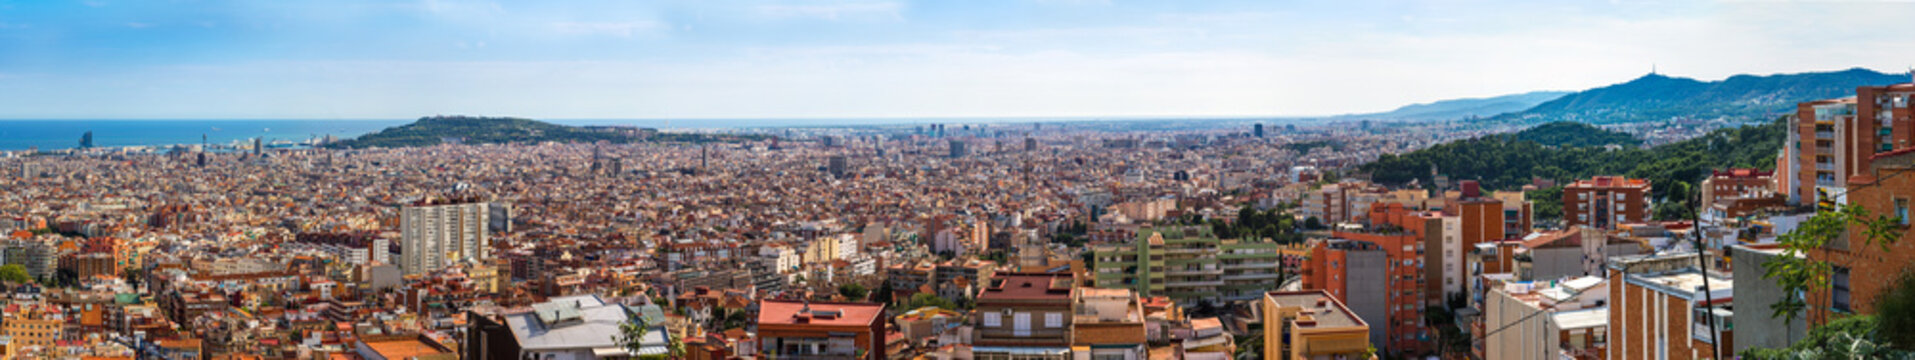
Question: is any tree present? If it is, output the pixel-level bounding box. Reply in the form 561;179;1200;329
1303;217;1325;230
1526;186;1564;221
617;316;677;360
0;265;32;284
872;281;895;305
721;309;750;330
1233;333;1263;360
1763;204;1901;329
904;293;957;310
838;283;869;300
1880;269;1915;350
123;267;144;289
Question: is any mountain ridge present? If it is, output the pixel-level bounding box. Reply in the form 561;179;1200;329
1496;67;1908;124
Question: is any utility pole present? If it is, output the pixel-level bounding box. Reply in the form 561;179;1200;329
1689;185;1721;357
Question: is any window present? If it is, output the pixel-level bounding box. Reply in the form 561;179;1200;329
1898;198;1909;226
1013;313;1032;337
1834;266;1853;312
983;312;1002;327
1046;313;1063;328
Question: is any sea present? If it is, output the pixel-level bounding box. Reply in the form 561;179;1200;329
0;116;1288;151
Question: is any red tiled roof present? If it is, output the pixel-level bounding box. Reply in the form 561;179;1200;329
757;300;884;326
978;272;1072;301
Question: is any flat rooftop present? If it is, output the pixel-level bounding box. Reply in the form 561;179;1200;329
1627;269;1732;302
1265;290;1363;329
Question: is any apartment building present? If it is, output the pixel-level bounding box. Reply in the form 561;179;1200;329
1490;190;1535;237
1562;176;1651;229
1090;226;1284;307
3;304;64;356
1302;239;1394;354
287;232;391;266
1790;84;1915;206
1262;290;1372;360
973;272;1074;360
1070;288;1148;360
1810;147;1915;324
399;199;490;275
1318;231;1428;354
757;300;888;360
1481;277;1609;360
1606;253;1732;360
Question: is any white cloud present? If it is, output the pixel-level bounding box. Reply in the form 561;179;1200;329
551;21;664;37
753;1;902;21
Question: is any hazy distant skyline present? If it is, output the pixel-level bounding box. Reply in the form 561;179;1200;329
1;0;1912;120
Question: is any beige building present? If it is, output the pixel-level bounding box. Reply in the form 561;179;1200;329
1263;290;1373;360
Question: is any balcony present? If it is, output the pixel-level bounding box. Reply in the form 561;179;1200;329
1816;163;1835;171
774;355;863;360
1167;268;1224;276
1167;279;1226;287
1222;273;1284;281
1222;262;1274;270
977;328;1070;341
1817;131;1836;139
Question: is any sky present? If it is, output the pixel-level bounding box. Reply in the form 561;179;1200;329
0;0;1913;120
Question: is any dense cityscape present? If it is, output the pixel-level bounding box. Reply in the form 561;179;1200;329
0;78;1909;359
7;1;1915;360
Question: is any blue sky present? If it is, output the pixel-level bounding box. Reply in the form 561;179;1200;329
1;0;1912;119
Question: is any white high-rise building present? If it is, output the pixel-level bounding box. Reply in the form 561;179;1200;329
400;201;490;275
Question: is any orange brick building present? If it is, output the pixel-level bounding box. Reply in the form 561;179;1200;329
1812;148;1915;325
1789;84;1915;206
1563;176;1651;229
1312;219;1431;355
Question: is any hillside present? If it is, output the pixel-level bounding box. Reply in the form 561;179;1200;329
1491;68;1907;124
1329;91;1568;122
326;116;755;148
1358;118;1785;219
1374;91;1570;121
1502;121;1640;148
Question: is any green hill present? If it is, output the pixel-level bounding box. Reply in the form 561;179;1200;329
326;116;757;148
1501;121;1640;148
1358;118;1785;220
1490;68;1907;125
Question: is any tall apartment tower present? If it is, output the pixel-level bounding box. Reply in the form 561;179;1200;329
1253;123;1265;138
1561;176;1650;229
827;155;848;179
1023;137;1037;152
1791;84;1915;207
948;140;966;158
400;200;491;275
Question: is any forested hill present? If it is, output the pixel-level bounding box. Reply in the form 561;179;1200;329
1358;118;1785;219
1500;121;1640;148
326;116;760;148
1489;68;1906;125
